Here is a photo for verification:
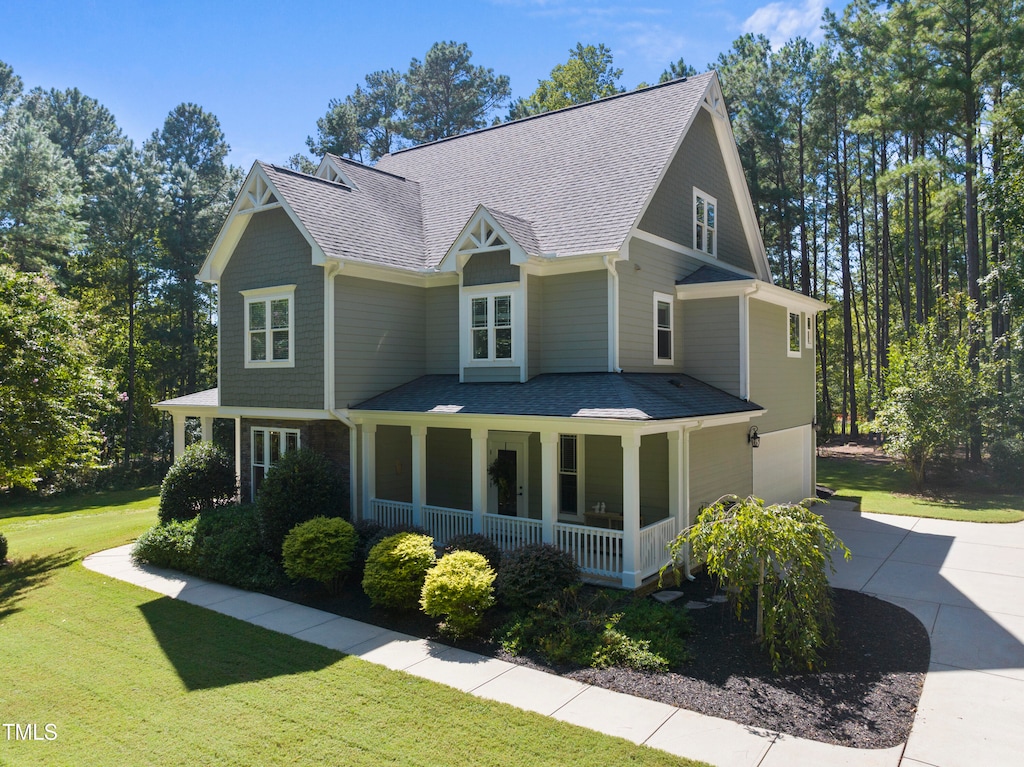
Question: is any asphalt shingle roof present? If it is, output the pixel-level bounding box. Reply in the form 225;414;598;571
374;73;713;267
677;264;754;285
156;388;219;408
352;373;762;421
259;161;425;271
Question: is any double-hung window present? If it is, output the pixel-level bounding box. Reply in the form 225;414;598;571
693;188;717;257
470;294;513;361
251;427;299;499
242;285;296;368
559;434;581;515
654;292;674;365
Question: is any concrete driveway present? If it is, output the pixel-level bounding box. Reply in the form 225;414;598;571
822;502;1024;767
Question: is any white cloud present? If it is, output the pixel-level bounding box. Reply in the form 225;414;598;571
742;0;827;47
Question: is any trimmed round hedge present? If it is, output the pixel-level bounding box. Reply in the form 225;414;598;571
0;531;8;564
282;516;357;594
496;542;581;612
158;442;237;523
362;532;436;610
421;550;495;638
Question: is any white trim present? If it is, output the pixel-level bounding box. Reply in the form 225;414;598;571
314;155;356;188
653;291;674;366
740;292;750;400
439;205;530;274
241;285;296;368
692;187;717;258
461;283;524;370
805;313;814;349
250;426;300;500
557;433;585;519
787;311;802;358
487;431;530;518
677;278;828;314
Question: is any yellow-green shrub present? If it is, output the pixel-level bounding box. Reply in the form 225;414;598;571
362;532;436;609
282;516;357;595
420;550;495;638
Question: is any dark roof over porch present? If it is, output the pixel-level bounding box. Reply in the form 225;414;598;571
351;374;762;421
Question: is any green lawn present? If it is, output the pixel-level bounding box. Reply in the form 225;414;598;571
0;490;707;767
817;456;1024;523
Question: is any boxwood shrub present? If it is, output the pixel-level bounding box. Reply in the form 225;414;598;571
131;518;199;570
0;531;8;564
158;442;237;523
420;550;495;638
194;504;284;592
282;516;357;595
362;532;436;610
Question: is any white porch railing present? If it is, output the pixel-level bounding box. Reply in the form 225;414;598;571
638;517;677;579
554;522;623;579
482;514;543;551
422;505;474;547
370;499;413;529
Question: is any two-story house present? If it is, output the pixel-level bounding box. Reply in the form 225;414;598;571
158;71;826;588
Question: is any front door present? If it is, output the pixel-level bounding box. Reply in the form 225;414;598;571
487;433;528;517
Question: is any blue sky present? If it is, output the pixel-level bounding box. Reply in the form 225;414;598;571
1;0;840;169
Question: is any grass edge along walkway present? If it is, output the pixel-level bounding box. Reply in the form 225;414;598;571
817;455;1024;523
0;490;709;767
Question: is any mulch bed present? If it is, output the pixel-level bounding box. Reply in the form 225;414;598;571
278;571;929;749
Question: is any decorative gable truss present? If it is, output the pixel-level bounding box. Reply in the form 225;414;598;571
314;155;355;188
238;173;280;214
438;205;538;275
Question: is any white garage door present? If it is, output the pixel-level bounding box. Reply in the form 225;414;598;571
753;425;812;505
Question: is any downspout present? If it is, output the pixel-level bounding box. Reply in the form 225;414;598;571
604;252;623;372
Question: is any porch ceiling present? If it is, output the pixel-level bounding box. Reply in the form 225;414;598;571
351;373;762;421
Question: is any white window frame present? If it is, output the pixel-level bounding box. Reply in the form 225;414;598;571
241;285;296;368
788;311;802;358
693;188;717;258
250;426;300;500
653;292;674;365
805;314;814;349
462;284;522;367
558;434;584;517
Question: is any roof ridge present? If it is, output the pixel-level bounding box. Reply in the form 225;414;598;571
323;153;411;182
384;71;715;158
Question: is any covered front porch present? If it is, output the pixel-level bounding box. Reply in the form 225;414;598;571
358;420;702;589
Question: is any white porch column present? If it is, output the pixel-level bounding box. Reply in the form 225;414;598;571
361;424;377;521
172;413;186;459
471;427;488;533
540;431;558;544
200;416;214;443
668;430;683;532
621;432;642;589
411;425;427;528
234;417;243;502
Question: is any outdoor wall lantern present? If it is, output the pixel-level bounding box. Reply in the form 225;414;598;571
747;425;760;448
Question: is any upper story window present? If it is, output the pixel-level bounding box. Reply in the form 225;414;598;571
693;188;717;257
242;285;296;368
469;292;514;362
654;292;674;365
788;311;802;357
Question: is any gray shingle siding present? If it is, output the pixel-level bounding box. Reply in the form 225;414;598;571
220;208;324;410
334;275;426;408
638;108;756;275
463;250;519;286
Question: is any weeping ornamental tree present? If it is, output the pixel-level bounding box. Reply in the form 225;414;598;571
663;495;849;672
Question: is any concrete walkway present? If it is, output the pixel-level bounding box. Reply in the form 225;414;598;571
83;501;1024;767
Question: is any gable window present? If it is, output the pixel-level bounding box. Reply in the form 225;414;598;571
470;293;513;361
693;188;717;257
242;285;296;368
654;292;674;365
251;427;299;499
559;434;581;515
788;312;802;357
